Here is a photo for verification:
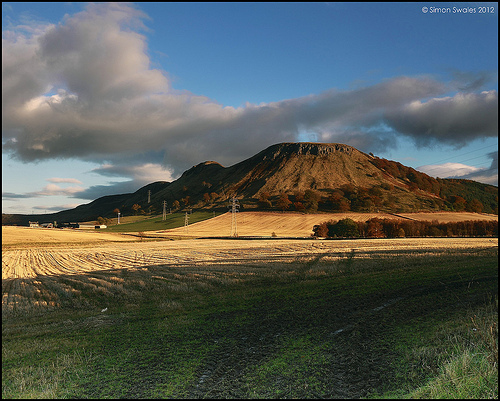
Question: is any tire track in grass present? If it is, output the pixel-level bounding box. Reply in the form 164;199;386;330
187;274;419;399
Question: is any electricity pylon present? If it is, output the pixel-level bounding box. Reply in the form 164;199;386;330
228;197;239;237
162;200;167;221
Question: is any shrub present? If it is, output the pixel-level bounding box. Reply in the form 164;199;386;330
330;218;360;238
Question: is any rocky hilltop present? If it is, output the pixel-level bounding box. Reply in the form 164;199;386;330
3;142;498;225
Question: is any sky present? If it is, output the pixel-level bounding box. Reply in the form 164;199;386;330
2;2;498;215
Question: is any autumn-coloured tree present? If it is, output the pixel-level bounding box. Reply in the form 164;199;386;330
277;193;291;211
131;204;141;215
367;218;384;238
466;198;484;213
452;195;467;211
293;201;305;212
303;189;320;212
258;191;272;209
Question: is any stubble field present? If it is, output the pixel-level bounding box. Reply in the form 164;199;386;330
157;211;498;238
2;216;498;398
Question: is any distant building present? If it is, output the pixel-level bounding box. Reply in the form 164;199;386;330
40;223;53;228
77;224;107;229
78;224;96;230
59;222;79;228
29;221;39;228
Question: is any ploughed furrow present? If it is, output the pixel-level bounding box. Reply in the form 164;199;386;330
7;250;37;279
50;251;103;275
46;251;85;275
2;250;18;279
1;278;14;316
0;243;374;281
7;278;36;315
78;251;122;271
31;250;63;276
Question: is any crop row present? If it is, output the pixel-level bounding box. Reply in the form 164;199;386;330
3;238;497;318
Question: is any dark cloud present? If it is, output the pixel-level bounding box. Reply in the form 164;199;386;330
73;160;174;200
2;3;498;181
460;151;498;185
72;181;144;200
2;192;32;199
383;91;498;148
448;69;497;92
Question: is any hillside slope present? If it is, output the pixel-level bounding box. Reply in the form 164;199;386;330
3;142;498;226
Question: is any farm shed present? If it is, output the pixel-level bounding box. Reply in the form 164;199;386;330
77;224;107;229
78;224;97;230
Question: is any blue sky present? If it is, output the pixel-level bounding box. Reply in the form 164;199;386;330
2;2;498;215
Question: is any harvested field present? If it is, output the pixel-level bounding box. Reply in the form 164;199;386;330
3;235;497;311
2;226;135;248
2;213;498;398
395;211;499;223
2;232;497;398
155;211;498;238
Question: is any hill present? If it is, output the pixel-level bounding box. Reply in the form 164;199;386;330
2;142;498;226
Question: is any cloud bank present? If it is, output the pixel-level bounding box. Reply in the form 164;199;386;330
3;3;498;197
418;151;498;186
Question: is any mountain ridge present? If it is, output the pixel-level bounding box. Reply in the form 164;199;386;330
2;142;498;225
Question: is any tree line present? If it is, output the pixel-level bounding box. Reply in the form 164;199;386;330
313;217;498;238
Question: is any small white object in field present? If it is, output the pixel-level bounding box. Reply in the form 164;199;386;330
101;307;108;312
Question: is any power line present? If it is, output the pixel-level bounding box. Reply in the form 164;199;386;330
422;160;493;179
420;154;492;174
419;144;494;167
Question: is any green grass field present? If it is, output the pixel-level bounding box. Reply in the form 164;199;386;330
102;211;217;233
2;244;498;398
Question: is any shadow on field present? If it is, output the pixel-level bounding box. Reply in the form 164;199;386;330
2;246;498;398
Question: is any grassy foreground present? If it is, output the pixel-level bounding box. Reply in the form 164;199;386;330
2;245;498;398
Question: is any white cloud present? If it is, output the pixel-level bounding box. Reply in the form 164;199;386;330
91;162;173;182
417;163;482;178
2;2;497;187
35;183;85;197
47;177;83;184
418;151;498;186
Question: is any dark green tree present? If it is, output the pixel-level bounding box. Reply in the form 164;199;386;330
331;218;360;238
